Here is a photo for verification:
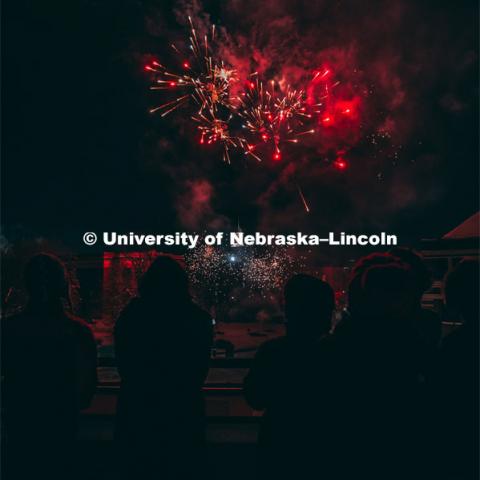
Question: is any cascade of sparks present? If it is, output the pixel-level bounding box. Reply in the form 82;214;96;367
185;241;306;300
146;17;245;164
144;17;355;162
234;78;314;162
145;17;363;209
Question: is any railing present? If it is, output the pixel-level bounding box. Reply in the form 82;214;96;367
97;357;253;369
86;360;258;421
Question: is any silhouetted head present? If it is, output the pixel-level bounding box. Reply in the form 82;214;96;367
138;256;190;302
284;274;334;340
360;262;417;327
390;247;432;302
24;253;69;309
444;259;479;327
348;253;397;316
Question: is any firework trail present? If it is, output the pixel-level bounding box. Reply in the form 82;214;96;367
295;182;310;213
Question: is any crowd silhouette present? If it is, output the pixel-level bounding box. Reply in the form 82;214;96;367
1;250;478;479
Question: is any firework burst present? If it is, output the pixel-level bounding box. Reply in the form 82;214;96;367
234;79;314;161
185;239;306;303
145;18;355;164
146;17;244;162
145;18;365;210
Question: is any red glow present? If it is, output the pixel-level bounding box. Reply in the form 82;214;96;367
334;158;348;170
334;99;359;119
145;23;365;165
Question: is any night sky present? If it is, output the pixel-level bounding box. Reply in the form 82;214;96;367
2;0;479;252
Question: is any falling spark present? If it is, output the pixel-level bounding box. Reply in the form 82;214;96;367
296;183;310;213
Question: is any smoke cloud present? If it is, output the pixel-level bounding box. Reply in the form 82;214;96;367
136;0;477;237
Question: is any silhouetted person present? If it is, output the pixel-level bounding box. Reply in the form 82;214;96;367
336;252;398;334
435;260;479;479
114;256;213;479
320;259;429;479
243;274;335;479
390;247;441;376
1;254;97;480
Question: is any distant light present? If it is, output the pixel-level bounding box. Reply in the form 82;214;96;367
229;255;236;262
334;158;348;170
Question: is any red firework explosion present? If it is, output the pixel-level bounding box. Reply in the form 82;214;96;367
145;17;361;165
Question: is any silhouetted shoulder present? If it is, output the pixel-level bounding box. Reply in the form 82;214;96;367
192;301;211;318
114;297;144;341
119;297;142;316
243;337;288;410
248;337;289;370
190;301;213;325
68;314;95;339
188;302;214;351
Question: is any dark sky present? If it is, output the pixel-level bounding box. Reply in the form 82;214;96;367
2;0;479;251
